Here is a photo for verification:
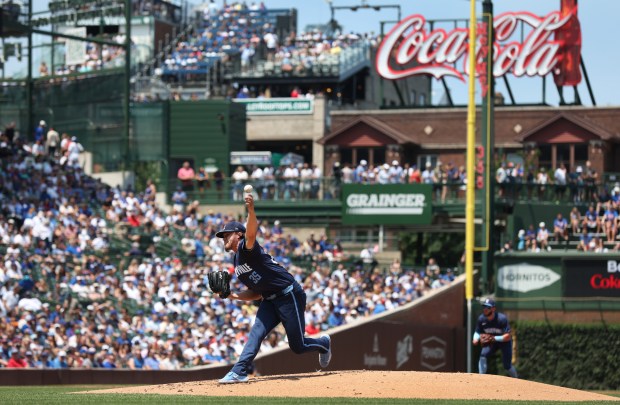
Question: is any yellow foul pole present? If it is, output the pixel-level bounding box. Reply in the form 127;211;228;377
465;0;477;373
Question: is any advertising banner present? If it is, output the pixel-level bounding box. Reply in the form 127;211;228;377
234;98;313;115
230;151;272;166
254;322;459;375
497;262;562;294
563;259;620;297
376;8;581;86
341;184;432;225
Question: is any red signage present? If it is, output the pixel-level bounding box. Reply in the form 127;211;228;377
376;8;581;85
564;259;620;298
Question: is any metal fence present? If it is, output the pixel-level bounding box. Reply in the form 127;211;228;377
167;175;620;206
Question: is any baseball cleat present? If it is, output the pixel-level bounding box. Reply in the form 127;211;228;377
218;371;249;384
319;334;332;368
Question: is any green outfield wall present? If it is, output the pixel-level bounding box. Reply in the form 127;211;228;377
494;252;620;311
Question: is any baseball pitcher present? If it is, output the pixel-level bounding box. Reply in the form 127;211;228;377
210;190;331;383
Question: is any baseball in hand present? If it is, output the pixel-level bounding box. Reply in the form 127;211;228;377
244;185;253;194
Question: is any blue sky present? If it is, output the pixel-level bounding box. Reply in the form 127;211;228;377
251;0;619;107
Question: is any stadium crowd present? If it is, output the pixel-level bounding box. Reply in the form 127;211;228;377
0;125;455;369
161;0;376;85
495;159;620;253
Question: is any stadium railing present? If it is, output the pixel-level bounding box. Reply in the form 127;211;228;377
167;175;620;207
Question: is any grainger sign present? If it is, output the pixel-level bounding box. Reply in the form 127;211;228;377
341;184;432;225
376;6;581;85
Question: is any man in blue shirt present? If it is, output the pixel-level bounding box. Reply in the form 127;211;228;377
214;192;331;383
473;298;518;378
553;213;568;242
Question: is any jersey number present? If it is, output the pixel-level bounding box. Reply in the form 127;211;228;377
249;271;262;284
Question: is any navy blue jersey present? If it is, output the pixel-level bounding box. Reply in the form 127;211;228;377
475;312;511;338
234;239;295;296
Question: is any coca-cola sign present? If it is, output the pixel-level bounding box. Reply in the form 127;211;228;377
564;259;620;298
376;9;581;83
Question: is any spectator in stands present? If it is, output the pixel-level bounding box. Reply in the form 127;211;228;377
525;224;537;250
46;127;60;157
537;167;549;200
602;201;618;243
51;350;69;368
569;207;581;235
569;166;584;203
536;222;550;251
213;167;225;200
66;136;84;167
240;44;255;73
195;167;210;194
283;163;299;200
34;120;46;142
516;229;526;251
554;163;567;201
553;213;568;243
591;236;605;253
584;160;598;201
177;161;196;192
6;350;27;368
144;179;157;202
421;162;433;185
236;86;250;99
171;186;188;212
577;233;592;251
581;205;600;234
496;162;507;197
39;62;49;77
231;165;249;201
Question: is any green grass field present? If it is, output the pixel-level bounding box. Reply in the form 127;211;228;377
0;386;617;405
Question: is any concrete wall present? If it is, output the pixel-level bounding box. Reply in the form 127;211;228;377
90;171;135;190
246;96;326;169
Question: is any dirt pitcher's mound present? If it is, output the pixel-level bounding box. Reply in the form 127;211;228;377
88;370;619;401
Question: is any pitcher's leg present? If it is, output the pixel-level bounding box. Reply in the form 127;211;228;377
230;301;279;376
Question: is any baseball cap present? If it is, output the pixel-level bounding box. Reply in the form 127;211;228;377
215;221;246;238
482;298;496;307
539;222;545;228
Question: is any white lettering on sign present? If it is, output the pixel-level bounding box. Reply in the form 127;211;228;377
376;10;573;81
497;263;561;293
346;193;426;215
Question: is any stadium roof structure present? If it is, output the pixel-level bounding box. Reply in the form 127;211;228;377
318;115;412;146
517;112;617;143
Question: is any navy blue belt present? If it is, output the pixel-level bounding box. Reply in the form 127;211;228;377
264;284;294;301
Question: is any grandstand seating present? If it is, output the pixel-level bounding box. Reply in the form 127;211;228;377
0;136;454;369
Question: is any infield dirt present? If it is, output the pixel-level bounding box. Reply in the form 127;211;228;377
89;370;619;401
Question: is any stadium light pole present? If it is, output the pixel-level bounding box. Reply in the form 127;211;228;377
465;0;477;374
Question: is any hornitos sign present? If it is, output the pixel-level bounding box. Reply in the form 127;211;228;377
497;263;561;293
234;98;314;115
342;184;432;225
376;1;582;86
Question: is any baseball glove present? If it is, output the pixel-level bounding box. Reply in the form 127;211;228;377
208;270;231;298
480;333;495;346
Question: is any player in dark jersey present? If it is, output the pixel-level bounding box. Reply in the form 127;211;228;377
472;298;518;378
215;191;332;384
